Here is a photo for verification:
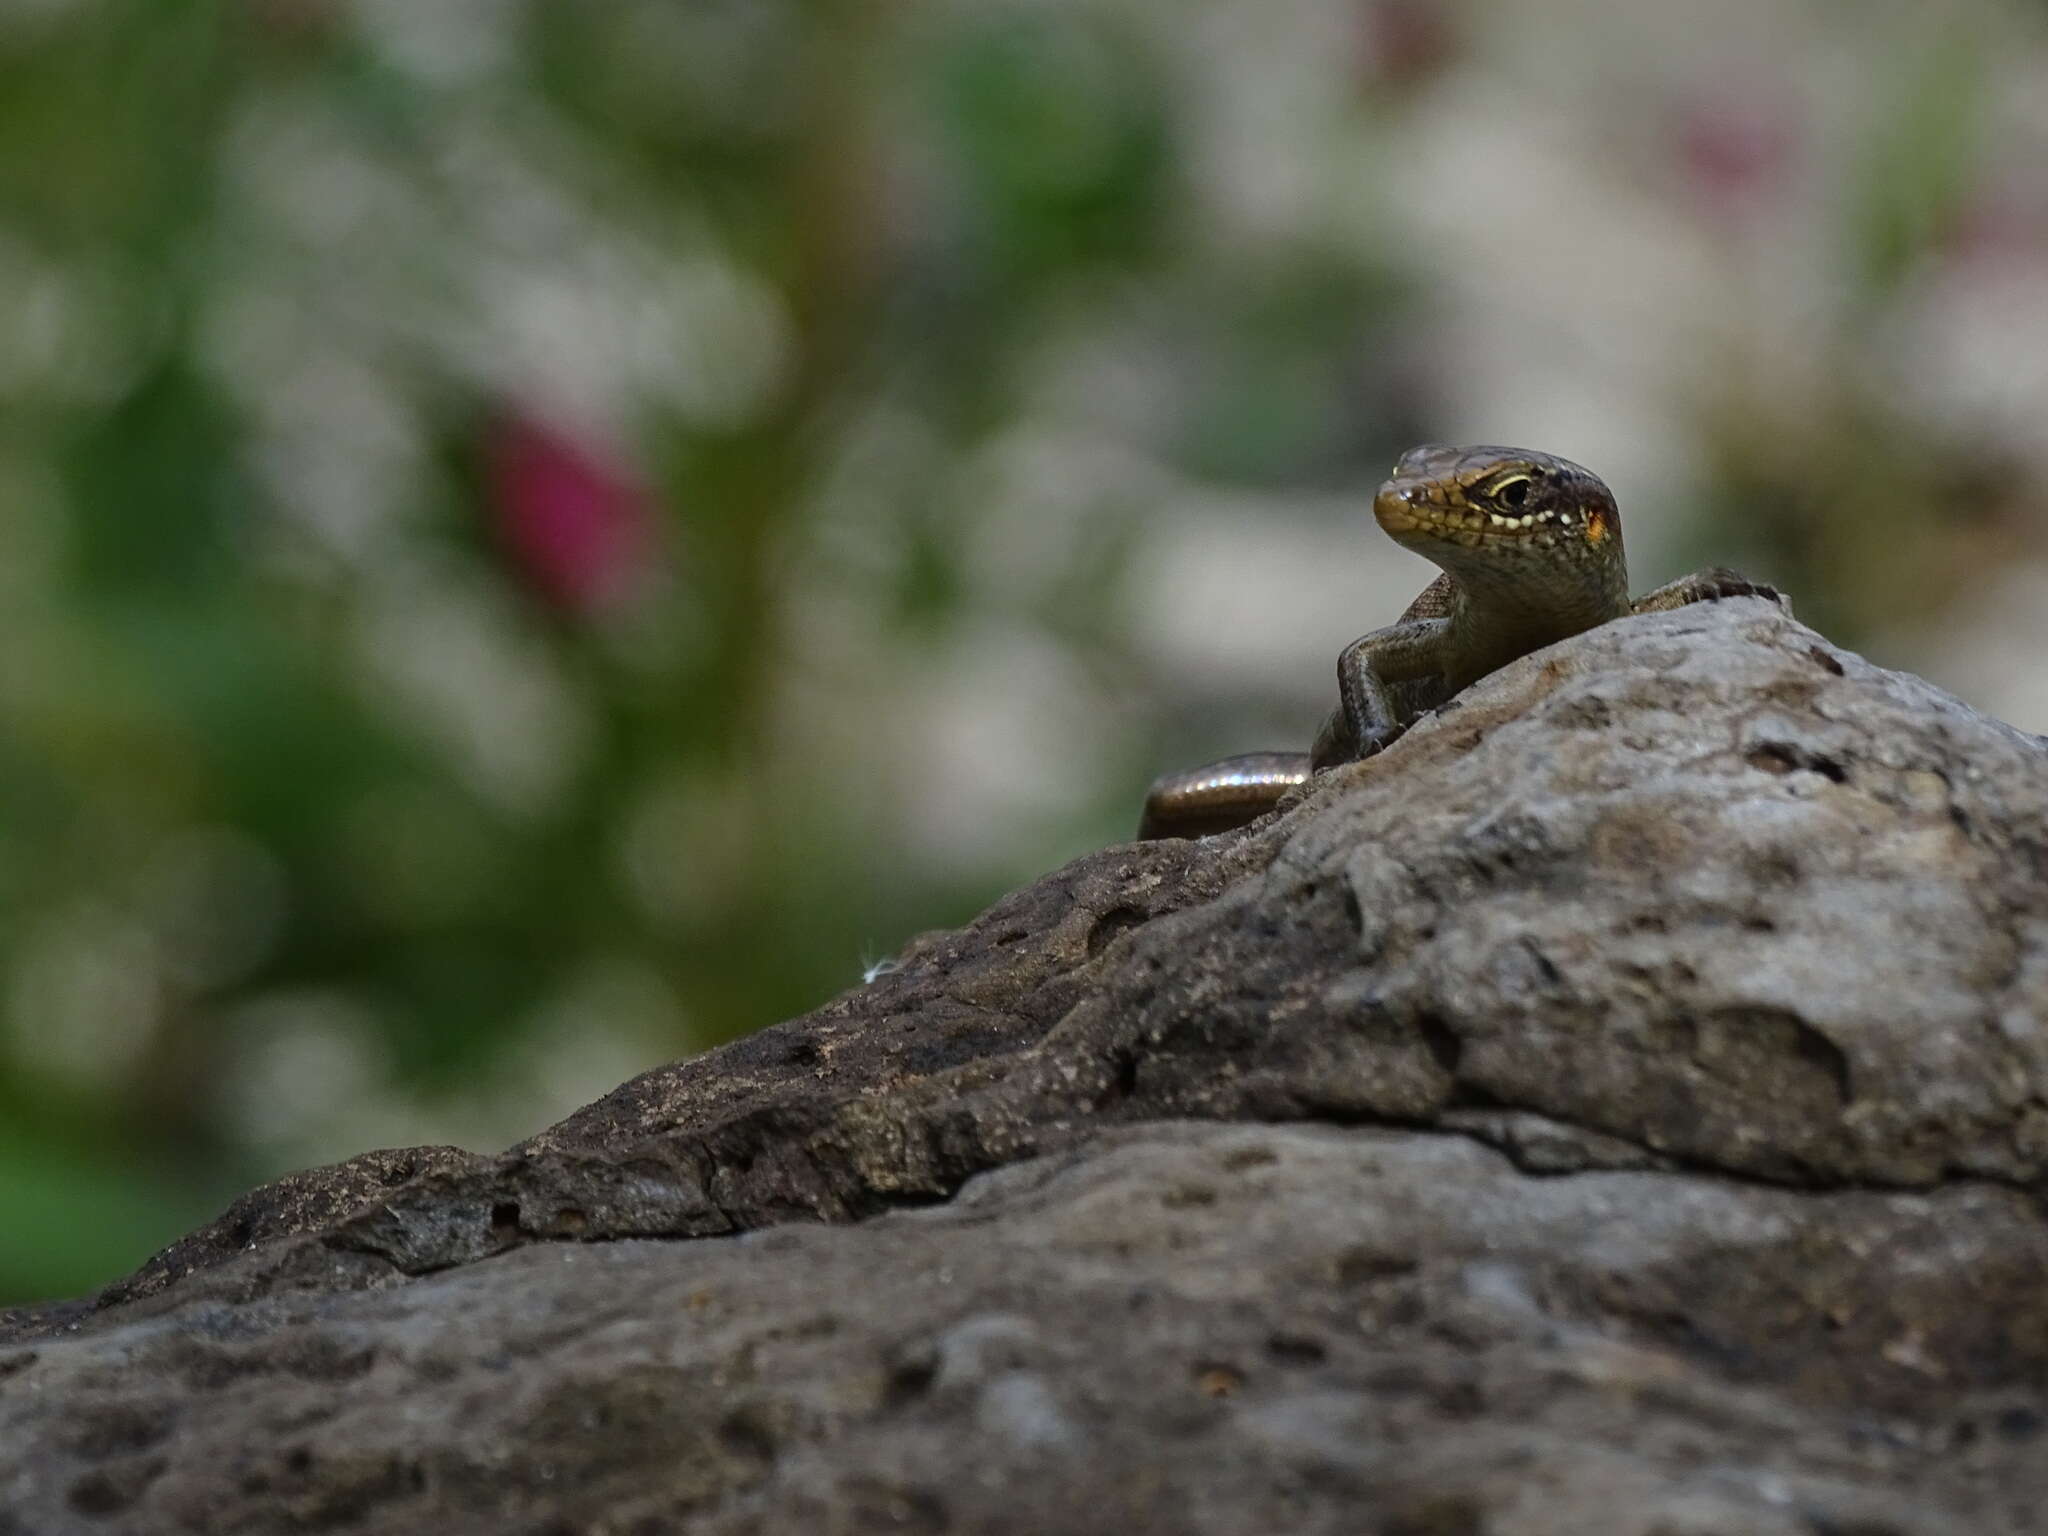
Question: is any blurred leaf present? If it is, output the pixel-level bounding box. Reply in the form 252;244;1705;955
933;11;1172;276
1848;31;1986;298
63;357;240;595
0;1132;221;1306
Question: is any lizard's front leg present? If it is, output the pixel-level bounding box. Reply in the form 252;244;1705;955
1630;566;1788;616
1313;615;1452;770
1139;614;1450;840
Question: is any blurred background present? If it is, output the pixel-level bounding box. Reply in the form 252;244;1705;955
3;0;2047;1304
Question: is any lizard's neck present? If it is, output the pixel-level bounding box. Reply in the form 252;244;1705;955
1438;543;1632;689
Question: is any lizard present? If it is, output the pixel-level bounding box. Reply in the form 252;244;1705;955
1138;442;1784;839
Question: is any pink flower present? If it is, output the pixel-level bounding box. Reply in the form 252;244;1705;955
490;414;651;614
1356;0;1460;94
1677;97;1799;225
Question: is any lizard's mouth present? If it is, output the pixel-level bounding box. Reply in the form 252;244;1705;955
1373;486;1602;550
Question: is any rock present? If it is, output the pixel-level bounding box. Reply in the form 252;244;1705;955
3;596;2045;1534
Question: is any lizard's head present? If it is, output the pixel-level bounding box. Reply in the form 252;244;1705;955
1373;443;1622;575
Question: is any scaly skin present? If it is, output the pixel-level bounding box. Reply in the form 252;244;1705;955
1139;443;1783;840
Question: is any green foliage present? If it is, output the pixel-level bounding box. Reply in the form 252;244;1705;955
933;12;1171;274
0;1130;223;1306
1849;30;1988;299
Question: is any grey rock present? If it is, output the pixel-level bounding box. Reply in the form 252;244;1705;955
3;597;2045;1534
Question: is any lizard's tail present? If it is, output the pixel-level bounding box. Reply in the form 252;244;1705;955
1138;752;1313;841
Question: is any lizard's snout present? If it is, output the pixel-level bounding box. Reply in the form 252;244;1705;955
1371;478;1429;538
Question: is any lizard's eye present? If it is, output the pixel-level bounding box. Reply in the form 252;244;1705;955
1490;475;1531;509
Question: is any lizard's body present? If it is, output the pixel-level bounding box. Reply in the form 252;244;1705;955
1139;443;1779;840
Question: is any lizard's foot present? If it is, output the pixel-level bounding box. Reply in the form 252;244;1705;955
1630;566;1790;617
1357;724;1402;758
1308;714;1403;773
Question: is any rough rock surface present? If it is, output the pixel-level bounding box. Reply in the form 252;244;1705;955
5;597;2047;1534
